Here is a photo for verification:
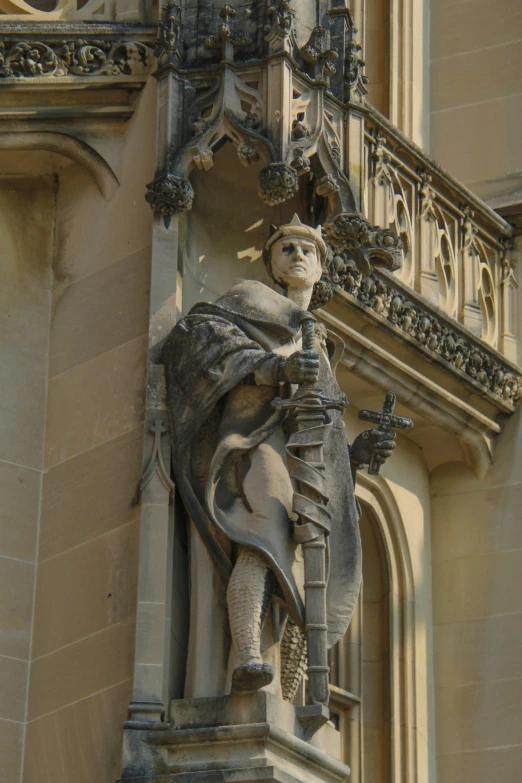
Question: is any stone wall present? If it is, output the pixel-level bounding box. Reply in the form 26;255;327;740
0;174;55;783
430;7;522;780
431;407;522;782
430;0;522;204
0;80;155;783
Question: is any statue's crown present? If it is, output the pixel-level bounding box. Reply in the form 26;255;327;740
264;214;327;263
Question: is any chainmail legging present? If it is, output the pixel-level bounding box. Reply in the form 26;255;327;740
227;546;308;702
280;618;307;703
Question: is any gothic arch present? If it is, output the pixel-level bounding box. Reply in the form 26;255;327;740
330;473;419;783
0;131;119;199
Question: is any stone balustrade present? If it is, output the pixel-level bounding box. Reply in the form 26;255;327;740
361;107;519;369
0;0;143;23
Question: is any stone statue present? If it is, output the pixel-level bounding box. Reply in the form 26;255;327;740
163;215;396;703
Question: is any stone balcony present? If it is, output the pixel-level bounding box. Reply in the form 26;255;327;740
329;103;521;413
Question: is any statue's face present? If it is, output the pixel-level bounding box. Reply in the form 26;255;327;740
270;236;322;290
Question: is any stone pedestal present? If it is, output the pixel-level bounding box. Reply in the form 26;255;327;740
119;692;350;783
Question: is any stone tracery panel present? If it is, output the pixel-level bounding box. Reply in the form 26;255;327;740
364;117;518;366
366;130;415;289
0;0;141;20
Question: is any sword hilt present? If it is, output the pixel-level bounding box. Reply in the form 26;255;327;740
300;312;317;353
272;390;348;412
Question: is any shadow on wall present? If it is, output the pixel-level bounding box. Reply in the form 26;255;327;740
183;141;319;311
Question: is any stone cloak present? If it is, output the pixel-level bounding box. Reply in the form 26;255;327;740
163;280;362;648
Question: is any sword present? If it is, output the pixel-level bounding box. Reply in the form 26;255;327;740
272;313;347;711
358;391;413;474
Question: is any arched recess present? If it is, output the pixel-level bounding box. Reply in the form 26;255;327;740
0;132;119;199
329;473;418;783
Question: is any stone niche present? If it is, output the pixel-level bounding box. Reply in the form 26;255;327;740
182;141;314;312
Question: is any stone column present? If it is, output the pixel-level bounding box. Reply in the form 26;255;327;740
127;7;186;722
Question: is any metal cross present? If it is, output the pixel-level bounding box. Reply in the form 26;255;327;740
358;392;414;474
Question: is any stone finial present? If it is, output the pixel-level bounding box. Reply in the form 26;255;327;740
205;4;252;62
154;1;183;65
264;1;297;51
300;27;338;82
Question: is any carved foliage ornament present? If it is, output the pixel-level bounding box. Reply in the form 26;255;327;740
338;263;522;408
0;39;153;78
258;162;299;206
145;173;194;215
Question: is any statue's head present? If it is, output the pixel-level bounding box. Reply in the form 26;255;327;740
263;215;328;303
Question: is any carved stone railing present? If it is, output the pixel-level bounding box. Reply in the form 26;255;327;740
329;265;522;411
361;106;520;369
0;0;144;23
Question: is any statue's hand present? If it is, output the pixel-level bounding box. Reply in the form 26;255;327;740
350;429;396;468
280;350;320;384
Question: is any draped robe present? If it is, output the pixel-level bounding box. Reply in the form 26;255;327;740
162;280;362;696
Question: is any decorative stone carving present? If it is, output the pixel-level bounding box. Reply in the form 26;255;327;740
416;168;457;313
459;204;498;344
258;162;299;205
337;263;522;408
145;173;194;217
363;112;520;369
299;26;338;82
0;38;153;78
0;41;67;77
162;216;398;716
145;0;359;217
328;6;368;103
302;212;403;310
237;142;260;167
372;131;395;187
154;0;183;66
500;236;516;282
264;0;297;50
366;130;416;290
205;4;252;60
324;212;403;274
418;170;435;219
343;23;368;101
